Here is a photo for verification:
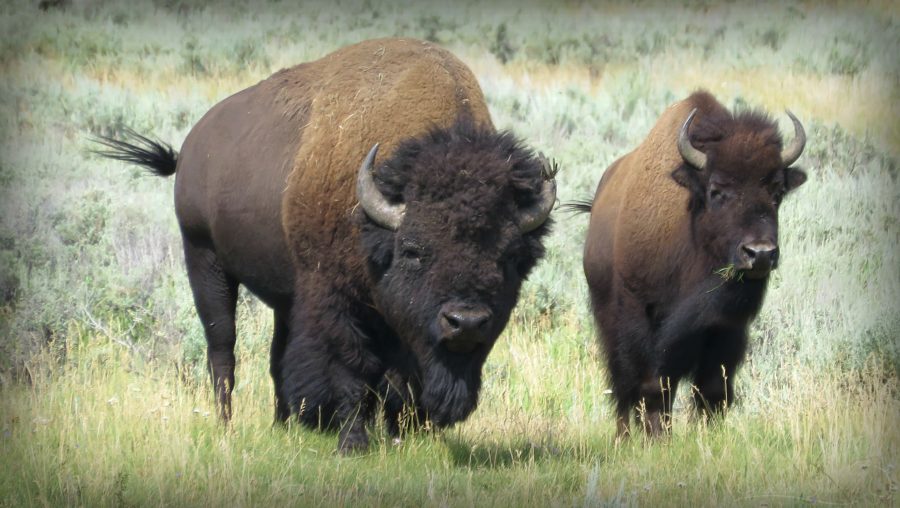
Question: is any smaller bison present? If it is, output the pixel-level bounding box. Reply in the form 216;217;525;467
577;91;807;436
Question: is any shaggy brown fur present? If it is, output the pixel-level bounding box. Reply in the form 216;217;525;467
581;91;807;437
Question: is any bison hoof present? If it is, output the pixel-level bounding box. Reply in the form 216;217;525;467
337;431;369;455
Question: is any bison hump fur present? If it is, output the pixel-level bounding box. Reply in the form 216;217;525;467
280;38;494;276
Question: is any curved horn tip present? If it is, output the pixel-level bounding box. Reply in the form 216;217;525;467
677;108;707;169
365;143;380;164
781;109;806;167
519;178;557;233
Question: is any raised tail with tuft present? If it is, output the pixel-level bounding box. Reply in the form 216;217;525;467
92;127;178;177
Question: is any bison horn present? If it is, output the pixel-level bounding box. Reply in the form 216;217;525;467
518;156;557;233
356;144;405;231
677;108;707;169
781;110;806;167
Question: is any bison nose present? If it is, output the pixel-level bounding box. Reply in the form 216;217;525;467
739;241;779;276
438;305;492;352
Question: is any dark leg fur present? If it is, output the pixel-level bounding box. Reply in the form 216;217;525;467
600;277;757;438
379;370;424;438
270;309;291;422
606;304;698;438
691;328;747;418
608;357;639;439
637;375;678;437
183;237;239;421
336;392;372;454
281;285;383;454
602;314;655;439
615;400;633;439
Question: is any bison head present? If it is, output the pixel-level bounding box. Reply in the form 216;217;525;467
672;107;807;280
356;122;555;426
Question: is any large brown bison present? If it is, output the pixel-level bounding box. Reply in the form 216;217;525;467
576;91;806;437
95;38;557;452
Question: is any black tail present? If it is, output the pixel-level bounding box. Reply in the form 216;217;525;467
559;199;593;215
91;127;178;177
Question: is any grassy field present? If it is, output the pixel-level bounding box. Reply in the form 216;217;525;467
1;0;898;505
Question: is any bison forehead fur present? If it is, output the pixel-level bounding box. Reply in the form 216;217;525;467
371;119;551;238
678;92;785;188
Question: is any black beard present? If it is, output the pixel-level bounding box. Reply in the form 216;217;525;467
417;349;485;427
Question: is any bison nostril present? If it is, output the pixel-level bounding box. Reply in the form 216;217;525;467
443;314;461;332
740;242;778;271
741;245;756;262
443;311;490;331
439;306;493;344
742;245;758;260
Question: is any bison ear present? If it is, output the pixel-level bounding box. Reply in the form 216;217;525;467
785;167;807;192
671;165;707;204
358;221;395;277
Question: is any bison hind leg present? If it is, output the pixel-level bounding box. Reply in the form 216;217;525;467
605;351;642;440
182;237;239;421
690;369;733;421
615;399;633;440
270;308;291;423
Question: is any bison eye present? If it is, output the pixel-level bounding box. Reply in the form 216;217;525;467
399;241;425;267
709;187;728;206
499;252;533;278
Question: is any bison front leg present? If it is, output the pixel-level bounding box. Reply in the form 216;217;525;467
637;374;678;437
378;369;424;439
691;328;747;420
335;387;372;454
281;330;377;454
280;290;382;454
327;360;378;454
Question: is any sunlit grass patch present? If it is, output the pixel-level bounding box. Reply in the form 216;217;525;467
1;326;897;506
